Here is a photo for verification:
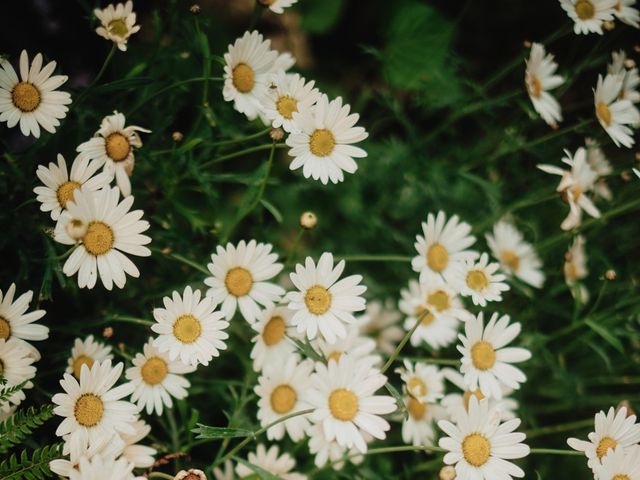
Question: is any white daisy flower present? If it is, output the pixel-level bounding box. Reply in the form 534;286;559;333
568;406;640;469
177;469;208;480
312;323;381;367
0;283;48;353
594;445;640;480
357;300;404;356
401;394;447;447
612;0;640;27
451;253;510;307
525;43;564;126
438;397;530;479
307;422;365;470
50;432;123;478
0;50;71;138
411;211;477;284
560;0;617;34
262;71;321;133
608;50;640;103
457;312;531;399
68;455;136;480
485;220;545;288
0;339;36;412
34;154;112;221
151;286;230;367
564;235;589;301
213;461;234;480
250;306;300;372
52;359;137;451
77;111;150;197
235;444;306;480
397;360;444;404
119;419;157;468
255;357;313;441
54;187;151;290
66;335;114;379
594;73;640;148
585;137;613;201
125;337;196;415
205;240;285;324
307;355;396;453
286;94;368;184
258;0;299;14
94;1;141;51
286;252;367;344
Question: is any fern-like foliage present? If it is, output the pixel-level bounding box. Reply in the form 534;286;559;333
0;405;55;453
0;443;63;480
0;381;27;409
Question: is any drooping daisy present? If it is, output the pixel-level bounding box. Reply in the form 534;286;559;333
438;397;530;479
258;0;299;14
205;240;285;324
608;50;640;104
357;300;404;356
457;312;531;399
594;445;640;480
255;357;313;441
397;360;445;404
52;360;137;451
594;73;640;148
66;335;114;379
307;355;396;453
250;306;299;372
411;211;477;284
94;1;141;51
68;455;136;480
525;43;565;126
77;111;150;197
287;94;368;184
54;187;151;290
451;253;510;307
307;422;365;470
564;235;589;301
34;154;112;221
262;71;321;133
559;0;617;34
125;337;196;415
585;137;613;200
119;419;157;468
235;444;306;480
0;339;36;412
152;286;229;367
402;394;447;447
0;50;72;138
485;220;545;288
0;283;48;353
287;252;367;344
312;323;381;367
568;406;640;469
612;0;640;27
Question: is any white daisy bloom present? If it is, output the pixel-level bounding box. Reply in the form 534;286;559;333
0;50;71;138
0;283;48;353
250;306;300;372
125;337;196;415
50;432;124;478
564;235;589;302
357;300;404;356
568;406;640;469
263;71;321;133
457;312;531;399
608;50;640;103
397;360;444;404
307;355;396;453
525;43;565;126
438;397;530;479
312;323;381;367
585;137;614;201
52;360;137;451
235;444;306;480
255;357;313;441
287;252;367;344
94;1;141;51
560;0;617;34
401;394;447;447
205;239;285;324
68;455;137;480
411;211;477;284
119;419;157;468
77;111;150;197
286;94;368;184
65;335;114;379
258;0;299;14
307;422;365;470
594;445;640;480
54;187;151;290
594;73;640;148
152;286;230;367
485;220;545;288
213;461;234;480
451;253;510;307
612;0;640;27
0;339;36;412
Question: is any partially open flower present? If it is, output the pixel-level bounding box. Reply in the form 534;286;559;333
174;469;207;480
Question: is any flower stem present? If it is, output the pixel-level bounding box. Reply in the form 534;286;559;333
284;227;306;269
154;248;210;275
525;418;593;439
381;311;427;374
74;44;116;106
336;254;412;263
201;143;286;168
529;448;582;456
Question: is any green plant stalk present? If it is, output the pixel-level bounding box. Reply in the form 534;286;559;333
128;76;223;115
336;254;412;263
154;249;210;275
167;407;182;470
525;418;593;439
284;227;306;269
74;44;116;105
382;310;428;374
202;143;287;168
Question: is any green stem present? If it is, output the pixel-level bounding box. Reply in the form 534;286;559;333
399;356;461;367
284;227;306;269
154;248;210;275
167;407;182;470
529;448;582;456
336;254;412;263
74;44;116;105
382;310;427;374
106;315;154;326
149;128;272;157
525;419;593;439
201;143;286;168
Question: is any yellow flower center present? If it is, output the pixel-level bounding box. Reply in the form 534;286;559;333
232;63;255;93
74;394;105;427
72;355;94;379
83;221;114;256
426;243;449;272
108;18;129;37
141;356;169;385
56;180;81;208
262;316;286;346
407;377;427;398
500;250;520;272
305;285;332;315
596;436;617;460
471;341;496;370
309;129;336;157
276;95;298;119
463;389;485;410
270;384;297;414
596;101;612;127
258;0;276;5
12;82;41;112
328;388;359;421
466;270;489;291
613;476;630;480
105;133;131;162
173;314;202;344
416;306;435;326
427;290;450;311
528;75;543;98
462;433;491;467
407;397;427;420
0;317;10;340
224;267;253;297
327;351;342;363
575;0;596;19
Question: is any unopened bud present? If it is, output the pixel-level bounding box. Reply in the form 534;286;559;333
605;269;616;280
118;342;125;352
300;211;317;229
189;4;201;14
603;20;615;30
617;400;635;417
175;469;207;480
621;170;632;182
172;131;184;142
269;127;285;141
634;152;640;162
523;40;532;48
65;218;88;241
439;465;456;480
624;58;636;69
103;327;113;338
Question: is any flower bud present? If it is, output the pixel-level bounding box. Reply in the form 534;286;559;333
172;131;184;142
175;469;207;480
269;127;285;141
439;465;456;480
65;218;88;241
300;211;317;229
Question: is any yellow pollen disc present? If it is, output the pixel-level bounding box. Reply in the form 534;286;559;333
427;243;449;272
427;290;450;311
232;63;255;93
56;180;81;208
462;433;491;467
105;133;131;162
328;388;359;421
466;270;489;291
500;250;521;272
0;317;10;340
416;306;435;326
528;76;543;97
596;437;617;460
258;0;276;5
72;355;94;379
407;397;427;420
407;377;427;398
309;129;336;157
596;101;612;127
12;82;41;112
613;475;630;480
262;316;286;346
74;393;105;427
108;18;129;37
225;267;253;297
305;285;332;315
575;0;596;19
471;341;497;370
276;95;298;119
141;356;169;385
270;384;297;414
327;351;342;363
173;314;202;344
463;389;485;410
83;221;114;256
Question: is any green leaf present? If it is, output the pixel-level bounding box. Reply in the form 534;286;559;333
585;319;624;353
0;405;54;453
299;0;344;33
191;424;253;440
384;382;407;418
259;199;283;224
233;457;281;480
